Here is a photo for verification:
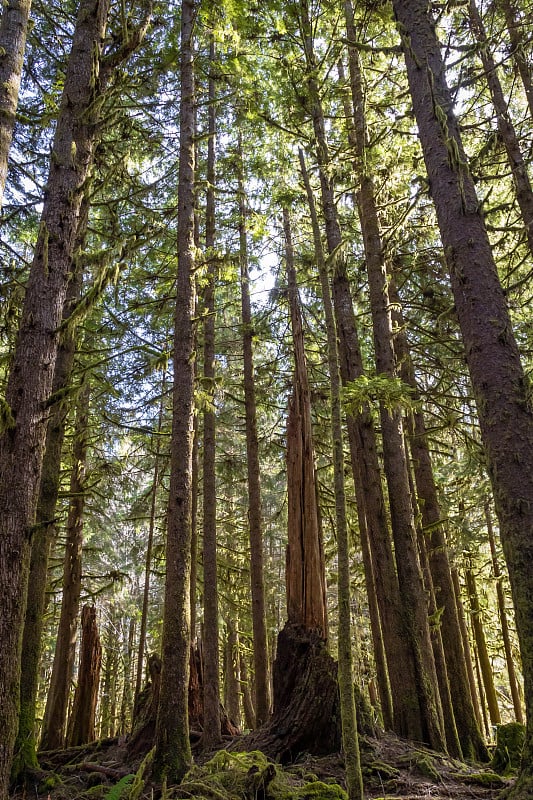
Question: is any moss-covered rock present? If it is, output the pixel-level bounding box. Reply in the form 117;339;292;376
491;723;526;774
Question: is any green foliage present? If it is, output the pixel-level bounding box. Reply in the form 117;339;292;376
0;397;15;433
103;774;135;800
342;374;417;415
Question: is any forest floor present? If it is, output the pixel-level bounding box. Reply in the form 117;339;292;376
12;731;512;800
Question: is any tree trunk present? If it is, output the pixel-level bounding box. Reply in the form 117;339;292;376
451;567;483;730
225;620;241;730
485;498;524;723
13;206;87;780
391;0;533;790
239;651;255;731
66;606;102;747
201;36;221;748
135;370;166;703
343;1;444;752
389;276;487;760
0;0;32;208
40;380;90;751
465;564;501;726
284;212;327;639
293;156;363;795
119;616;135;735
153;0;196;782
0;1;111;792
467;0;533;257
238;135;270;728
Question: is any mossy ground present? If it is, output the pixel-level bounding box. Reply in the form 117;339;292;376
10;732;517;800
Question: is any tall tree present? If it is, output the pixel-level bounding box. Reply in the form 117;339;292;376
152;0;197;782
201;33;221;749
237;133;270;727
391;0;533;792
0;1;111;792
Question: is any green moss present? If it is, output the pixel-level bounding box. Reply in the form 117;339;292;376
461;771;506;787
174;751;347;800
398;751;440;782
362;760;400;780
492;723;526;774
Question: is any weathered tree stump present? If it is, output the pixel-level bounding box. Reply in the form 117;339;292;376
128;653;162;756
234;623;341;763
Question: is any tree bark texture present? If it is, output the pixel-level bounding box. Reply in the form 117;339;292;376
201;37;221;748
13;214;86;779
451;567;484;730
392;0;533;788
344;1;444;752
390;277;487;760
0;0;32;207
284;211;327;639
485;498;524;723
238;137;270;727
40;380;90;751
153;0;196;782
465;565;501;726
295;156;363;797
66;606;102;747
0;3;110;790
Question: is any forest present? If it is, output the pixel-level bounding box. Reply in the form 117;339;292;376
1;0;533;798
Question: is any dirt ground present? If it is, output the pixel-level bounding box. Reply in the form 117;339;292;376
11;731;512;800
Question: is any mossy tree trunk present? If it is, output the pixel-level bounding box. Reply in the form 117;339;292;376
485;498;524;724
40;380;90;751
0;0;110;790
201;35;221;750
392;1;533;791
465;563;501;726
12;206;87;781
152;0;197;782
497;0;533;120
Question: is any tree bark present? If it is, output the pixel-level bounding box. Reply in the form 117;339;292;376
284;209;327;639
201;35;221;749
12;203;87;780
40;380;91;751
391;0;533;789
465;564;501;726
66;606;102;747
135;370;166;703
485;498;524;723
0;0;32;208
451;567;483;730
0;1;110;792
343;1;444;752
294;155;363;796
238;135;270;727
389;277;487;760
153;0;196;782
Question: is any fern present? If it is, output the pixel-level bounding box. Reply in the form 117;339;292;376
103;774;134;800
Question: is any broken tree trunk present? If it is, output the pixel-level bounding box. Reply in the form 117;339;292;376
66;606;102;748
